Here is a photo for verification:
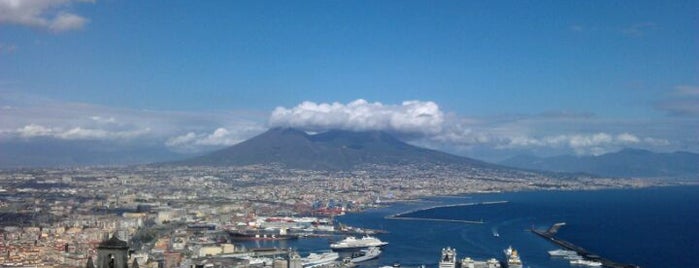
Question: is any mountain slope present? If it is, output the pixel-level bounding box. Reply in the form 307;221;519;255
500;148;699;178
172;128;493;170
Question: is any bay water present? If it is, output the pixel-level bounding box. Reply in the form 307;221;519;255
238;186;699;268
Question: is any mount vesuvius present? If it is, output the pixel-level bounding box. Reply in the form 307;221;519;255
169;127;498;171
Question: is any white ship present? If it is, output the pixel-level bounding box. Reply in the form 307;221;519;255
461;257;501;268
330;236;388;250
302;251;339;268
547;249;578;257
350;246;381;263
503;246;523;268
570;259;603;267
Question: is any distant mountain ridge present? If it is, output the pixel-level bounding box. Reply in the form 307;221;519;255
500;148;699;178
0;139;186;168
170;127;496;170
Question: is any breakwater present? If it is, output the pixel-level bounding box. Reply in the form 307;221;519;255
532;223;640;268
384;200;508;224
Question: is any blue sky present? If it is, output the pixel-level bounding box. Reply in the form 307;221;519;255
1;0;697;162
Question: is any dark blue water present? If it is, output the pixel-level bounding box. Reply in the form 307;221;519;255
238;186;699;268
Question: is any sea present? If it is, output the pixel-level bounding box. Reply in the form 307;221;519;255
237;186;699;268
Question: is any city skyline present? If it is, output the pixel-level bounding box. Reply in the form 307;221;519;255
1;1;697;163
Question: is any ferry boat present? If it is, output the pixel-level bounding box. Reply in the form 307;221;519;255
503;246;523;268
330;235;388;250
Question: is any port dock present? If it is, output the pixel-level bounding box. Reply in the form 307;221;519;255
531;223;640;268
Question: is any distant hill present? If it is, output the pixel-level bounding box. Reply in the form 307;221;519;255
0;139;187;168
170;127;497;170
500;148;699;178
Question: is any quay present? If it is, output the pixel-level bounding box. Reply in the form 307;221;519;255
531;223;640;268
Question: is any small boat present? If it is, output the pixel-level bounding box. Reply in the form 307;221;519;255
547;249;578;257
350;247;381;263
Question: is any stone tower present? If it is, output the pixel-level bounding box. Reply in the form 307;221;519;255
288;250;302;268
96;235;129;268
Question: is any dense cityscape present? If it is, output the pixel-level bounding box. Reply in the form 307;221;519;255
0;164;684;268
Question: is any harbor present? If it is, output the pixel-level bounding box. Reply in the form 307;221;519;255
531;223;640;268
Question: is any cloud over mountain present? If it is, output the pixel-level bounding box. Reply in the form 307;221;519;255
165;125;266;153
269;99;444;135
0;93;693;162
268;99;676;158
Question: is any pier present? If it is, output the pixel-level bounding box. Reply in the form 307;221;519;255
531;223;640;268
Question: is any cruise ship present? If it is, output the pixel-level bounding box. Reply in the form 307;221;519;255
330;236;388;250
503;246;523;268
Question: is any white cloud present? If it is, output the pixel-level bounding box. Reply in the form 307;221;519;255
197;128;239;146
166;126;265;153
89;116;116;123
14;123;149;140
48;11;86;31
0;0;92;32
165;132;197;147
493;132;667;155
166;128;243;148
616;133;640;143
1;93;694;158
57;126;149;140
269;99;444;135
268;100;683;157
1;92;271;153
17;123;54;137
